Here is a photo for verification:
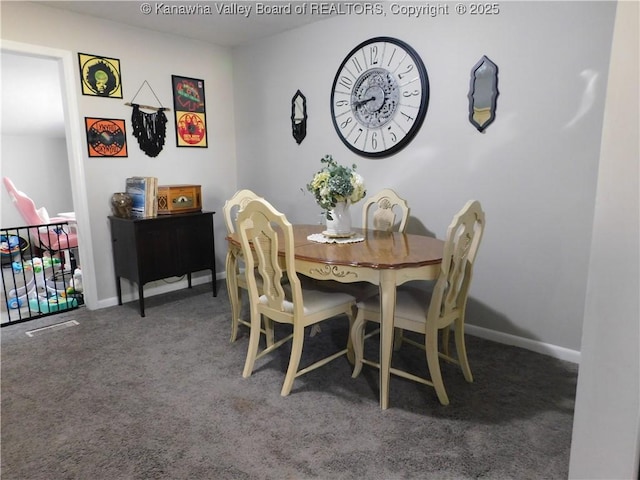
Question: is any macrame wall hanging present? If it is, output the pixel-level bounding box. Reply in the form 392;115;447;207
125;81;170;157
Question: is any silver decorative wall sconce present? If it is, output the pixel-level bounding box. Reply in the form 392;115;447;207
468;56;499;132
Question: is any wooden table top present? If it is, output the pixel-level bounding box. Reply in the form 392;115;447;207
228;224;444;271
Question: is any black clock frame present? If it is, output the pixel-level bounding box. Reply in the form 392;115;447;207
330;36;430;158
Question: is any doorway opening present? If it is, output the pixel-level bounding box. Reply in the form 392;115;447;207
1;40;97;312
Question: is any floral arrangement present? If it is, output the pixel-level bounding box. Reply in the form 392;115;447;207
307;154;366;217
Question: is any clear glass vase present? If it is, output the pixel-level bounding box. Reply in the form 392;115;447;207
110;192;133;218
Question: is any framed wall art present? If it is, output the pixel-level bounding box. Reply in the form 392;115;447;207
85;117;128;157
468;55;499;132
171;75;208;147
78;53;123;98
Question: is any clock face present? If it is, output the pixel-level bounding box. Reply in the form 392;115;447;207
331;37;429;158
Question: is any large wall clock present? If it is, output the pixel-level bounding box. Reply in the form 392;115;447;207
330;36;429;158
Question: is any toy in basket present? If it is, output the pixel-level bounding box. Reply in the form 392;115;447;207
1;234;28;265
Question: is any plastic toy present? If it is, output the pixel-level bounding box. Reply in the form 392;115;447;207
7;277;38;309
28;294;78;313
13;256;61;274
5;255;76;311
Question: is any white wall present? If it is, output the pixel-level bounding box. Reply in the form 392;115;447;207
0;1;621;353
232;2;617;354
1;1;238;304
569;1;640;477
1;135;73;227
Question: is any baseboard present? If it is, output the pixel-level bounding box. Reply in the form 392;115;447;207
94;273;581;364
465;324;581;364
96;272;224;310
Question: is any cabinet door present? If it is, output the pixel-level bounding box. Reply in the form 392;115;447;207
136;220;180;282
176;214;214;273
135;214;214;282
110;218;141;281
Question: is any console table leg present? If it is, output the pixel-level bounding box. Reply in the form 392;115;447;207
138;283;145;317
116;277;123;305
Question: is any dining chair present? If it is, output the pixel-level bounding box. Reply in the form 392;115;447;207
223;189;266;343
237;197;357;396
350;199;486;406
361;188;412;344
318;188;413;344
322;188;411;296
3;177;78;268
361;188;410;233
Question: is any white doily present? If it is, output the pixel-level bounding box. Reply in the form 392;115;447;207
307;233;365;244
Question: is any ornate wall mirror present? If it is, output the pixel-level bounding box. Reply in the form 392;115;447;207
468;56;499;132
291;90;307;144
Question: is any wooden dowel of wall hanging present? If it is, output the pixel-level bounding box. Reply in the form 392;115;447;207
124;102;171;112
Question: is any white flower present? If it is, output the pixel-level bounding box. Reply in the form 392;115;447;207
306;154;366;216
350;173;366;203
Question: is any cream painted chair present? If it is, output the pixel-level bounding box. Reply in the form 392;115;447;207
328;189;412;341
224;189;265;343
361;188;410;233
359;187;411;300
237;198;356;396
362;189;411;346
350;200;486;406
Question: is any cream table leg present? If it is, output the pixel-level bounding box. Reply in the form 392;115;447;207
379;270;397;410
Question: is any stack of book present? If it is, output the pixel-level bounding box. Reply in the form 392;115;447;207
125;176;158;218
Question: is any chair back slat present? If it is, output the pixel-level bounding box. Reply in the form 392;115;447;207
252;220;286;311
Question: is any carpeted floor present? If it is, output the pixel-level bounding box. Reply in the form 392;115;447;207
1;282;578;479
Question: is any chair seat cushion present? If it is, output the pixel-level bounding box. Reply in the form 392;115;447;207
358;286;432;322
260;287;355;315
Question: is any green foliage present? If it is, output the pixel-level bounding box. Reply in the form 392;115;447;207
307;154;366;218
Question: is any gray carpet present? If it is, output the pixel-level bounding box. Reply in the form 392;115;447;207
1;282;578;479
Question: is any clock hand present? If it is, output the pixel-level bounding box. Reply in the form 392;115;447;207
353;96;376;108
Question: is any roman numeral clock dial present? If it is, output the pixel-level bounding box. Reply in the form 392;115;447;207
331;37;429;158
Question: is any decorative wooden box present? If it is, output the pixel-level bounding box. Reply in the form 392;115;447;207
157;184;202;215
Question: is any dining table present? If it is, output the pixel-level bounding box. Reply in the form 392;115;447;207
226;223;444;410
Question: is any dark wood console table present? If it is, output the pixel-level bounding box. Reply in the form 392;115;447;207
109;211;216;317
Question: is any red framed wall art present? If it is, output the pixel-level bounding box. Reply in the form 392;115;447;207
171;75;208;148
